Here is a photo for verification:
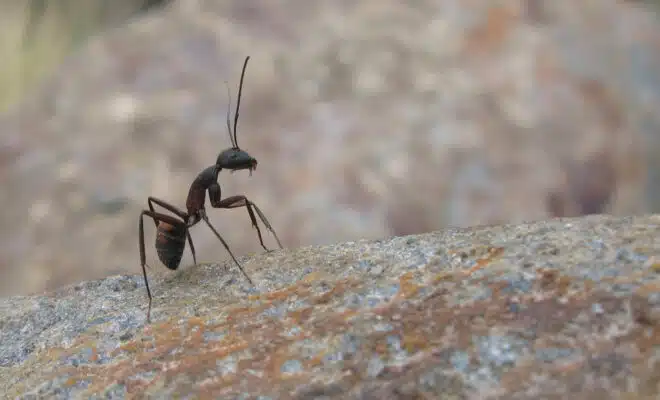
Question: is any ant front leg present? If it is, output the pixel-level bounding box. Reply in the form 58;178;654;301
147;196;197;265
138;209;188;322
208;183;283;251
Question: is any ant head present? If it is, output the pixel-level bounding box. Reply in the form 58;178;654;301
219;56;257;175
216;147;257;173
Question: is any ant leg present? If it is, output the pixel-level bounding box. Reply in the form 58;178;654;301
187;231;197;265
138;211;153;321
148;196;188;227
247;202;283;249
200;213;254;285
139;209;189;322
210;194;283;251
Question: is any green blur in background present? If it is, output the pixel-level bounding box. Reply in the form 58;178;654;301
0;0;170;113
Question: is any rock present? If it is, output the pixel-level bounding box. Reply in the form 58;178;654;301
0;0;658;296
1;214;660;398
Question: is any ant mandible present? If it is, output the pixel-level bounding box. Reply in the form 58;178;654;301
138;56;283;321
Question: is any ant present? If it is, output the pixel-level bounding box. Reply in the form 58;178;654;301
138;56;283;321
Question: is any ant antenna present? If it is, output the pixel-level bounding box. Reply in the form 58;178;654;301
233;56;250;149
223;80;236;148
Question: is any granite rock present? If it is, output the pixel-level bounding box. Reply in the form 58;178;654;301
1;214;660;398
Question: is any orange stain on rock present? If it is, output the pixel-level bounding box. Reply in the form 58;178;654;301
397;272;421;298
287;306;314;324
312;281;348;305
465;246;505;276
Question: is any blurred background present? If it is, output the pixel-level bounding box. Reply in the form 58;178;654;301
1;0;659;297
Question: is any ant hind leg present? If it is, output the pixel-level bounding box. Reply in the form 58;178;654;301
138;209;189;322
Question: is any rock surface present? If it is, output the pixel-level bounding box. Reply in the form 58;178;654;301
1;214;660;398
1;0;660;296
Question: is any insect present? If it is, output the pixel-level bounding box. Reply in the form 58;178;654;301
138;56;283;321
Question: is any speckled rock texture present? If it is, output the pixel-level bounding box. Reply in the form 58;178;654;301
0;0;659;297
1;214;660;398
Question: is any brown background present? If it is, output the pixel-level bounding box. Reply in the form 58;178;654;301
0;0;659;296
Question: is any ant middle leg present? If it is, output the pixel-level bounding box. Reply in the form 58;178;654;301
199;212;254;285
186;231;197;265
210;195;283;251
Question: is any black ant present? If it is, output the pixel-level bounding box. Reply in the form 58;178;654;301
138;56;283;321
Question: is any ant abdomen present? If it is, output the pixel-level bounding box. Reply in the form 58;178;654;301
155;221;186;270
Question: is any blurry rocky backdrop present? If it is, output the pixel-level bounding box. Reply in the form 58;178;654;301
1;0;660;296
